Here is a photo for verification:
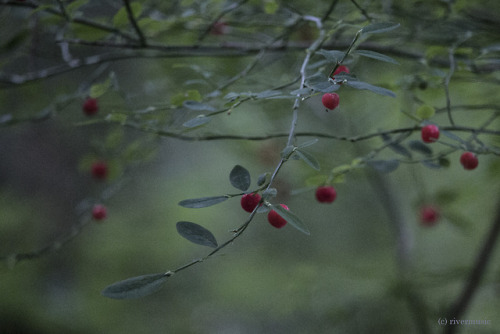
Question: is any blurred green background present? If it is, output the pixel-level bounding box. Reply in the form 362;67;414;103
1;0;500;333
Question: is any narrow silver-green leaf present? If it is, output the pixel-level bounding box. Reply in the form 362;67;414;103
182;115;212;128
408;140;433;156
298;138;319;148
101;273;169;299
345;80;396;97
295;149;320;171
355;50;399;64
183;100;216;112
229;165;251;191
178;196;228;208
367;159;400;173
176;221;218;248
272;204;310;235
316;49;346;63
361;22;400;34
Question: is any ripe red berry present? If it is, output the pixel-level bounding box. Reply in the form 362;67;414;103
82;98;98;116
421;124;440;143
92;204;107;220
332;65;350;76
240;193;262;213
419;205;440;227
267;204;289;229
460;152;478;170
321;93;340;110
91;161;108;180
315;186;337;203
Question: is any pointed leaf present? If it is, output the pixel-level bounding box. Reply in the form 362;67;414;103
298;138;319;148
355;50;399;64
408;140;433;156
345;80;396;97
183;100;216;112
295;149;320;171
178;196;228;208
361;22;400;34
229;165;251;191
367;159;400;173
421;159;442;169
271;204;310;235
176;221;218;248
101;273;169;299
382;134;411;158
317;49;346;63
440;129;466;144
182;115;212;128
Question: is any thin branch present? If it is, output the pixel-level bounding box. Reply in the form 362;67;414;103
0;1;137;41
121;124;500;143
349;0;373;22
197;0;249;43
122;0;147;46
444;197;500;334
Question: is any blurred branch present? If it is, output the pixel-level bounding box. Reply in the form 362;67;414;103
122;124;500;143
444;197;500;334
0;0;137;41
122;0;147;46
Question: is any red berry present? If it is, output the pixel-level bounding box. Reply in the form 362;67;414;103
321;93;340;110
332;65;350;76
83;98;98;116
419;205;440;227
460;152;478;170
421;124;440;143
91;161;108;180
315;186;337;203
267;204;289;229
92;204;107;220
240;193;262;213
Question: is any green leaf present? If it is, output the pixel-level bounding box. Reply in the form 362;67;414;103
105;113;128;124
176;221;218;248
90;78;111;98
113;2;143;28
298;138;319;148
66;0;88;15
408;140;433;156
182;115;211;128
421;159;442;169
382;134;411;158
101;273;169;299
183;100;216;112
178;196;228;208
229;165;251;191
264;0;279;14
305;73;339;93
440;129;465;144
271;204;310;235
361;22;400;34
257;173;269;186
262;188;278;200
367;159;400;173
355;50;399;64
171;90;202;106
295;149;320;171
255;90;282;99
281;145;295;159
344;80;396;97
317;49;346;63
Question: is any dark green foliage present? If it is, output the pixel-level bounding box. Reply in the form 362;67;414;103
178;196;229;208
101;273;170;299
229;165;251;191
176;221;218;248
